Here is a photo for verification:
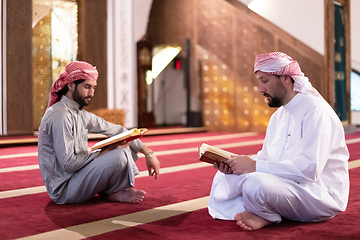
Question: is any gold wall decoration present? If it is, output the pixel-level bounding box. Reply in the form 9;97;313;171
32;13;52;131
147;0;325;133
197;0;276;132
91;109;125;126
32;0;78;130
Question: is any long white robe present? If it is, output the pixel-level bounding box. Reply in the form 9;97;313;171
38;96;144;204
208;93;349;222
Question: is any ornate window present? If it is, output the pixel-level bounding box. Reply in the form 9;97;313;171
32;0;78;130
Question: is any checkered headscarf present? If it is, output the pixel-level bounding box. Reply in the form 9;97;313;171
47;61;98;108
254;52;319;96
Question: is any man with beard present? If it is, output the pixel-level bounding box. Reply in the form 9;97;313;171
207;52;349;230
38;61;160;204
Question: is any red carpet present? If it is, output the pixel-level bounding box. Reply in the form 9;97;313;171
91;167;360;240
0;131;359;239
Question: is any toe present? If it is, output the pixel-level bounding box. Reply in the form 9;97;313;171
234;213;242;221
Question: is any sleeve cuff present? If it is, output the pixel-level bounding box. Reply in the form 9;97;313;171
256;160;270;173
130;139;145;153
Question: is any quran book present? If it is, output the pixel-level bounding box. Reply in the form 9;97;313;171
91;128;148;151
198;143;237;164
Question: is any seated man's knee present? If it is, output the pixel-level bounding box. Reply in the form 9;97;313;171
113;148;129;165
101;148;128;170
242;172;279;198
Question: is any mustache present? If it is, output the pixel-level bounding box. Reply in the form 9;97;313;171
263;93;272;98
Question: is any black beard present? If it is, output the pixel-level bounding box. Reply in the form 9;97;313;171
264;94;282;108
72;89;91;108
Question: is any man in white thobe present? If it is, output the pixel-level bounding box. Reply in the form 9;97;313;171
38;61;160;204
208;52;349;230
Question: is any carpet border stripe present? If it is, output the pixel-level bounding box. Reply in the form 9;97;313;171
17;197;210;240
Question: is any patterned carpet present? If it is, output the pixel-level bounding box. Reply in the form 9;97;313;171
0;130;360;239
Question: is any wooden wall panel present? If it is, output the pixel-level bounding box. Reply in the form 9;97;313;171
147;0;326;132
148;0;194;47
197;0;234;68
78;0;107;111
197;0;278;132
6;0;33;135
196;1;237;131
147;0;198;112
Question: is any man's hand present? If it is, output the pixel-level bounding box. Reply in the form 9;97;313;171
146;155;160;180
97;140;130;157
140;146;160;180
214;162;233;174
225;155;256;175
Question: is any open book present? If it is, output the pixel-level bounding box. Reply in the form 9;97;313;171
91;128;148;151
198;143;237;164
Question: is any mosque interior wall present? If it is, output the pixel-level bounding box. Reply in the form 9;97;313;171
147;0;325;133
77;0;108;112
6;0;33;135
3;0;331;135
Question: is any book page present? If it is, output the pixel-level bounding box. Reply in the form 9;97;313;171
199;143;235;159
91;128;147;151
199;143;237;164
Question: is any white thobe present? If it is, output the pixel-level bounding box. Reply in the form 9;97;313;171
208;93;349;222
38;96;144;204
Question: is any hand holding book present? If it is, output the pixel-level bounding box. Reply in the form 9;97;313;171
199;143;233;173
91;128;148;151
96;140;130;157
199;143;253;175
198;143;238;165
226;155;256;175
214;159;233;174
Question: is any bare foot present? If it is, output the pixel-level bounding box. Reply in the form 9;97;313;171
108;189;146;203
234;211;272;230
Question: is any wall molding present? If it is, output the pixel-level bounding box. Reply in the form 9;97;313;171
107;0;137;128
0;0;6;135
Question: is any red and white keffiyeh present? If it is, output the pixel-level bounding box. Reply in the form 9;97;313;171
47;61;98;108
254;52;319;96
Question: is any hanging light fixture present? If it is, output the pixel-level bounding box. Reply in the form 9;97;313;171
151;45;182;79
